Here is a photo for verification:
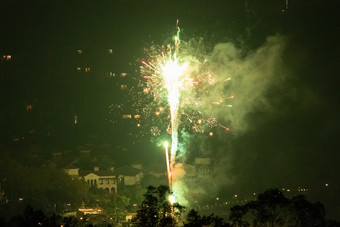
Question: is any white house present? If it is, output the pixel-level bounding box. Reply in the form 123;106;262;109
82;168;117;193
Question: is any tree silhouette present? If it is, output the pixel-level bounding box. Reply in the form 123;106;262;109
229;188;330;227
185;209;229;227
229;205;249;227
131;185;183;227
9;205;48;227
185;209;201;227
288;195;325;227
246;189;289;227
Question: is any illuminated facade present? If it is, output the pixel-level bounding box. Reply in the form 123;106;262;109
82;168;118;194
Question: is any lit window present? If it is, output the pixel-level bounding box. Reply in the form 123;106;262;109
109;72;115;77
122;115;132;119
77;67;81;71
121;73;127;77
77;49;82;54
85;67;90;72
108;49;113;54
134;115;140;119
2;55;11;60
26;105;32;112
121;84;127;90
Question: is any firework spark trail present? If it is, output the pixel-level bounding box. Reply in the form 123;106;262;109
164;141;171;188
166;26;184;190
139;24;234;203
162;53;186;189
142;31;186;190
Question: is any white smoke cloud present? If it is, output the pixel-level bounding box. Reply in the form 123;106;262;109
178;34;287;207
208;34;286;134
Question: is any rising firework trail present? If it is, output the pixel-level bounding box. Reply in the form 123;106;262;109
164;141;171;188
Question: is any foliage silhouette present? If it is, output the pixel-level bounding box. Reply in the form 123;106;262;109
131;185;183;227
185;209;229;227
228;188;337;227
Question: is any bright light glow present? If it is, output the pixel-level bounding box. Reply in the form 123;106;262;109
162;58;187;189
169;195;176;204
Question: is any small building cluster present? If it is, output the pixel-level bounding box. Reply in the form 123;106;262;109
64;165;144;194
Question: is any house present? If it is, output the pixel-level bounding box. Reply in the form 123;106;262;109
63;167;80;180
81;167;118;193
64;164;144;193
115;166;144;187
64;168;79;176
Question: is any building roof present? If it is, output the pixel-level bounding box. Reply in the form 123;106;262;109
79;170;115;177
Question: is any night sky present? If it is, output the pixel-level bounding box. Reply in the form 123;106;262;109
1;0;339;219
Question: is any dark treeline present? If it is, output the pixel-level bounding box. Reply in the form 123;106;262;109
1;185;340;226
131;186;340;227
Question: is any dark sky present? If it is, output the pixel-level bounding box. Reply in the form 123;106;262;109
0;0;339;217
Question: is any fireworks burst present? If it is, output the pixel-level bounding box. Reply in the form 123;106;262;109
140;33;232;137
138;24;233;200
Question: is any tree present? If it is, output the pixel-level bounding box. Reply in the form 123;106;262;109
9;205;48;227
202;213;229;227
246;189;289;227
288;195;326;227
229;189;331;227
185;209;229;227
229;205;249;227
6;205;83;227
0;153;89;219
185;209;201;227
131;185;183;227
